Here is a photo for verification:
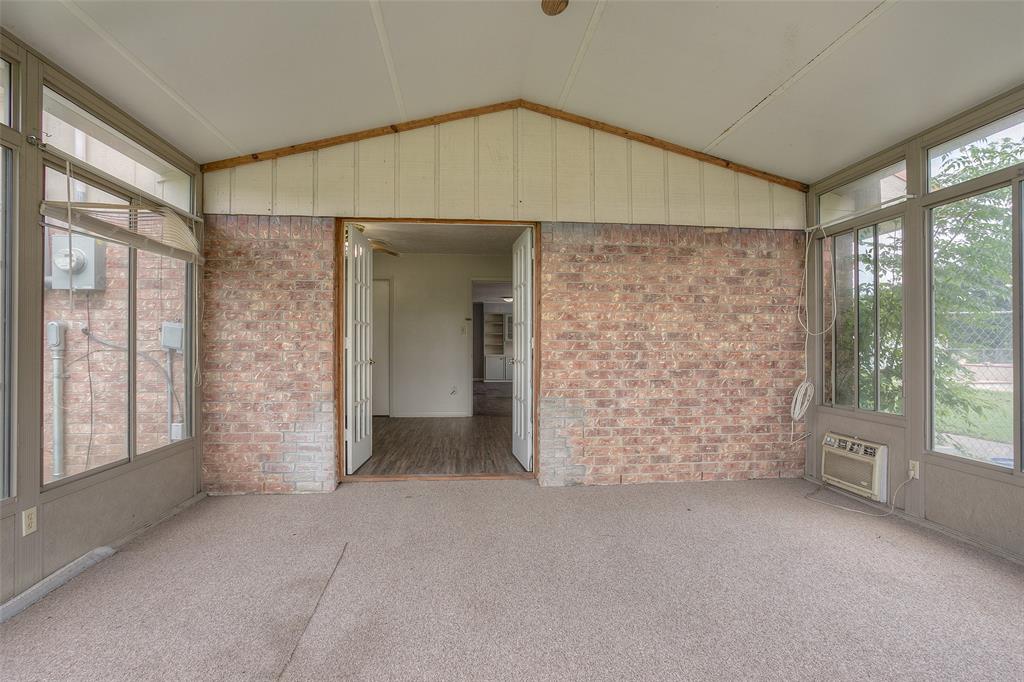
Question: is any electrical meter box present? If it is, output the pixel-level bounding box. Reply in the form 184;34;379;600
49;234;107;291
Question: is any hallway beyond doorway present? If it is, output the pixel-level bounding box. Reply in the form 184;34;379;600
353;416;524;476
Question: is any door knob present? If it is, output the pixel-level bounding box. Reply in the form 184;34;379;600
369;359;375;365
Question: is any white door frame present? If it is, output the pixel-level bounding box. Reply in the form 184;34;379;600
344;224;374;475
338;219;539;481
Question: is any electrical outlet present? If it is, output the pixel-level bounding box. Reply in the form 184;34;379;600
908;460;920;480
21;507;37;536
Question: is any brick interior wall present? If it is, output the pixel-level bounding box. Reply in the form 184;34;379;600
202;215;336;494
539;223;807;485
41;232;187;483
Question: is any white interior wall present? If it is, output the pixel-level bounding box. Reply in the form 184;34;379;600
373;252;512;417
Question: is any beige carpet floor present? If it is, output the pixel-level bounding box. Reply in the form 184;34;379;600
1;479;1022;681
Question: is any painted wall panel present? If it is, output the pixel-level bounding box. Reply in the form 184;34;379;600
1;514;14;602
517;109;554;221
477;110;516;220
202;109;806;230
555;120;593;222
203;169;231;214
398;127;436;218
315;143;355;217
232;161;273;215
373;252;512;417
274;152;314;216
629;142;666;224
438;117;475;218
667;154;702;226
593;131;629;223
40;448;195;576
738;172;771;229
773;184;806;231
357;135;396;217
702;162;739;228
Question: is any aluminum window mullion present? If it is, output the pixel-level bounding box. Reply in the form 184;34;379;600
1013;178;1022;474
874;225;881;411
128;247;137;461
853;235;860;410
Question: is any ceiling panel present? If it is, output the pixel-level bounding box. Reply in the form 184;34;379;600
3;1;1021;184
1;1;237;161
381;0;595;118
710;0;1024;182
562;0;876;151
362;222;525;254
60;0;401;161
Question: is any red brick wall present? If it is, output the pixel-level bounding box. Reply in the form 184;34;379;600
539;223;806;485
202;215;336;494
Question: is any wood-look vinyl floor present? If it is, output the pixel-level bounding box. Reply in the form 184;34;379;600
473;380;512;417
354;416;525;476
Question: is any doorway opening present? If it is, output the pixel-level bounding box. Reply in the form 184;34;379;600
340;220;537;480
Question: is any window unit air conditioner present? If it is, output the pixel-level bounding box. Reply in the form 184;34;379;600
821;432;888;502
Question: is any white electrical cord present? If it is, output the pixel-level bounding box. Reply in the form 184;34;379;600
790;225;837;443
805;477;914;518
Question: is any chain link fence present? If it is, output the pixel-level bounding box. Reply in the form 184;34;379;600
935;311;1014;467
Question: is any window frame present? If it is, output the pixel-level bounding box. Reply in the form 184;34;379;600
924;181;1017;471
34;73;200;489
819;211;907;418
810;84;1024;481
38;160;197;491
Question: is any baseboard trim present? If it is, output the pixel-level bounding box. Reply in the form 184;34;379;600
802;475;1023;566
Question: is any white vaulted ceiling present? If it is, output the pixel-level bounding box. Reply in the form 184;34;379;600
2;0;1022;183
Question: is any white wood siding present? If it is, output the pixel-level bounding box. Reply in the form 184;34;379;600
204;109;805;229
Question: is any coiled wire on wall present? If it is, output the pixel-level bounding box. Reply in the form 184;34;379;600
791;225;836;443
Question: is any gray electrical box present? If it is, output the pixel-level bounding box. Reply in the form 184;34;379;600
160;321;184;351
49;234;107;291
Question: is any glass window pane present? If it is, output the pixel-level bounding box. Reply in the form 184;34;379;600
42;87;191;211
136;251;189;454
821;237;834;405
818;161;907;224
857;227;877;410
931;187;1014;468
833;232;857;407
929;109;1024;191
1;59;10;128
877;219;904;415
43;169;130;483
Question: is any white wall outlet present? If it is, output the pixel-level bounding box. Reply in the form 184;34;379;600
908;460;920;480
21;507;37;536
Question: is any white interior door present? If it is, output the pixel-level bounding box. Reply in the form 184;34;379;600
372;279;390;416
346;226;373;474
511;229;533;471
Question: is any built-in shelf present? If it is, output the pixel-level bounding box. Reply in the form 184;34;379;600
484;312;505;356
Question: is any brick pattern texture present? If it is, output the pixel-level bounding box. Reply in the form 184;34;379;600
539;223;807;485
202;215;336;494
42;233;187;483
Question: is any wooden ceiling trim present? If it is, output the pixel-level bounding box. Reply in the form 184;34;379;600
200;98;808;192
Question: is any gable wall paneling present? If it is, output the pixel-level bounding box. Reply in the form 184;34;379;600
204;109;806;230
